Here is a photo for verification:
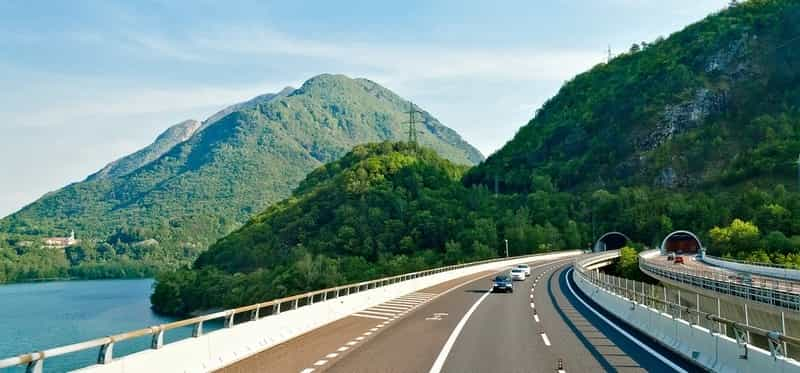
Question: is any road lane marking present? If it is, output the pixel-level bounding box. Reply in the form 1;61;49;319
337;346;349;352
428;259;573;373
364;331;372;335
325;353;339;358
352;313;390;320
313;360;327;366
300;369;314;373
357;309;396;316
346;341;358;346
427;286;494;373
370;305;409;312
534;314;540;323
356;336;365;341
564;268;688;373
530;302;535;308
370;327;378;331
384;300;421;306
540;333;551;346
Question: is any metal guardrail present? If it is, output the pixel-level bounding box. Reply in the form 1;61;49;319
704;254;798;270
0;251;561;372
639;256;800;311
573;252;800;359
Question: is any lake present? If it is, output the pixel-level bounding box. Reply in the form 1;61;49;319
0;278;210;372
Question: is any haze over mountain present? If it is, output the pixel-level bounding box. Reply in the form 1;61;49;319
0;74;482;282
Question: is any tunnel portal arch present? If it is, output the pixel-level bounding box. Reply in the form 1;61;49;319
593;232;630;252
660;230;703;255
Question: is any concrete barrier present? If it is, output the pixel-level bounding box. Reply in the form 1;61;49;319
702;255;800;282
75;251;578;373
572;268;800;372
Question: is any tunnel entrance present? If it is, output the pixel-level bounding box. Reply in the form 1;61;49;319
660;230;703;255
593;232;630;252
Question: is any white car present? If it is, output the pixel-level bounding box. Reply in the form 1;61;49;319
510;268;526;281
515;264;531;277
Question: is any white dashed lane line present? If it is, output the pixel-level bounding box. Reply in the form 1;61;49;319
541;333;551;346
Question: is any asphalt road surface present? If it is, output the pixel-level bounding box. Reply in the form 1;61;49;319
218;255;700;373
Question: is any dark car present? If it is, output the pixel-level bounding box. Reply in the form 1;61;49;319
492;275;513;293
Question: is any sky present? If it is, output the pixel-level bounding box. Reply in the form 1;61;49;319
0;0;729;218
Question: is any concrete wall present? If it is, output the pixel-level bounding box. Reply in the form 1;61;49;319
701;255;800;282
572;269;800;372
75;251;578;373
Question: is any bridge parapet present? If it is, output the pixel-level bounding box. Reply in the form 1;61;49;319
572;252;800;371
638;249;800;311
0;250;578;373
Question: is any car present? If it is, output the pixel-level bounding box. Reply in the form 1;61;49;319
515;264;531;277
492;275;513;293
673;256;684;264
510;268;526;281
667;253;675;261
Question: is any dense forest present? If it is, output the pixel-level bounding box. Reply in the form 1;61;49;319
0;74;482;283
153;0;800;315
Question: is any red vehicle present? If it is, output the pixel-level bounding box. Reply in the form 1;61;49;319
674;256;684;264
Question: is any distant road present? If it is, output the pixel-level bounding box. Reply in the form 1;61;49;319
218;256;696;373
646;255;800;294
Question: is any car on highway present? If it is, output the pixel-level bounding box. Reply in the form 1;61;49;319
673;256;684;264
492;275;513;293
667;253;675;261
515;264;531;277
510;268;526;281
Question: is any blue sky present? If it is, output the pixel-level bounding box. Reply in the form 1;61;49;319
0;0;728;217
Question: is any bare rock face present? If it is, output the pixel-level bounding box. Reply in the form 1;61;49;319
705;35;753;81
638;88;727;152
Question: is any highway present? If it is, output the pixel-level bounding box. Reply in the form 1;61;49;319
218;256;698;373
645;254;800;294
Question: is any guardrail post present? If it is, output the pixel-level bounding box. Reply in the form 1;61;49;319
98;341;114;364
251;306;260;321
151;328;164;349
275;303;281;315
26;359;42;373
225;313;235;328
192;321;204;337
309;294;315;305
744;304;751;343
292;299;299;310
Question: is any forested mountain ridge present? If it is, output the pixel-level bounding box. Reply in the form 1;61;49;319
466;0;800;193
152;142;557;315
0;74;483;282
150;0;800;314
87;119;201;181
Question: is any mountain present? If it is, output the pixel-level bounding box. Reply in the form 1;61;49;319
151;142;509;315
0;74;483;282
466;0;800;193
88;120;201;181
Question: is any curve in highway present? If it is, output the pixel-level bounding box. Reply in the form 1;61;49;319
218;255;700;373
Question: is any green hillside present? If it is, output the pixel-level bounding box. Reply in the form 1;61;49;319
152;142;575;315
466;0;800;193
0;74;482;282
151;1;800;314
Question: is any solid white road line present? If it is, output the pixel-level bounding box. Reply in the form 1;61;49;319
540;333;551;346
352;313;390;320
564;268;688;373
427;287;493;373
428;259;573;373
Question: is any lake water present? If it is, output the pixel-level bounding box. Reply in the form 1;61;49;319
0;279;203;373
